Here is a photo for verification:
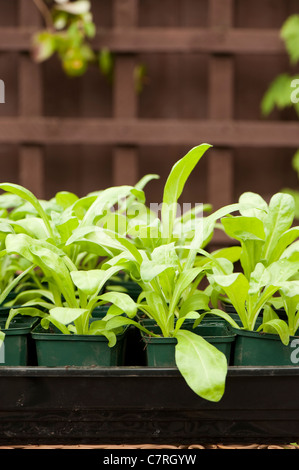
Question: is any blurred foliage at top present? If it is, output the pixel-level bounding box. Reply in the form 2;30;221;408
32;0;113;78
261;14;299;117
261;14;299;219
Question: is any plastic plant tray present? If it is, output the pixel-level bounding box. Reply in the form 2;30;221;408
0;366;298;445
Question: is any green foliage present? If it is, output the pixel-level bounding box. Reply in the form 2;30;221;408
281;14;299;64
206;191;299;340
261;73;299;117
1;143;299;401
261;14;299;218
32;0;113;78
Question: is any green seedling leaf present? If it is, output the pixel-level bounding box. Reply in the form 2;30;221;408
70;269;108;297
98;292;137;319
140;260;176;283
193;308;240;330
0;264;35;306
179;292;210;318
263;192;295;261
161;144;212;240
66;225;124;257
81;186;135;227
49;307;89;325
270;226;299;262
175;330;227;402
5;307;47;330
210;272;249;327
257;319;290;345
10;217;49;240
104;315;159;338
0;183;54;239
55;191;79;209
211;246;242;264
41;316;71;335
239;192;268;219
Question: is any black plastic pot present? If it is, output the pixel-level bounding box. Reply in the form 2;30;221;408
0;366;299;445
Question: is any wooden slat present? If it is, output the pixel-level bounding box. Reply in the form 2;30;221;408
18;0;44;198
0;27;285;54
208;0;234;247
113;0;138;187
0;118;298;146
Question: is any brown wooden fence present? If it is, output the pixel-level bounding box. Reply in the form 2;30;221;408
0;0;298;245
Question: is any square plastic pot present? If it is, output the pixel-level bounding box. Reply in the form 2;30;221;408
31;324;127;367
0;317;39;366
232;327;299;366
141;322;235;366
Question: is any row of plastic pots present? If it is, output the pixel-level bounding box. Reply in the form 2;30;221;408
1;306;299;368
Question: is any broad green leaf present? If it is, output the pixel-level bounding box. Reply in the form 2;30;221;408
5;307;47;329
179;292;210;318
211;246;242;264
221;216;265;242
104;315;159;337
140;261;175;283
49;307;89;325
161;144;212;239
0;264;35;305
98;292;137;318
55;216;79;245
269;226;299;263
263;258;299;286
221;216;265;278
239;192;268;219
10;217;49;240
198;308;240;330
28;244;77;307
55;191;79;209
41;316;71;335
175;330;227;402
210;272;249;327
184;203;240;270
0;183;54;239
88;322;117;346
168;268;203;314
81;186;135;227
263;193;295;261
257;319;290;345
151;242;179;266
70;269;108;296
262;304;279;325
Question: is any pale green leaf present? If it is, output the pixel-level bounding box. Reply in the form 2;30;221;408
175;330;227;402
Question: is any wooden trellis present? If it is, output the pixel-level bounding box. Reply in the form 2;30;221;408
0;0;297;245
